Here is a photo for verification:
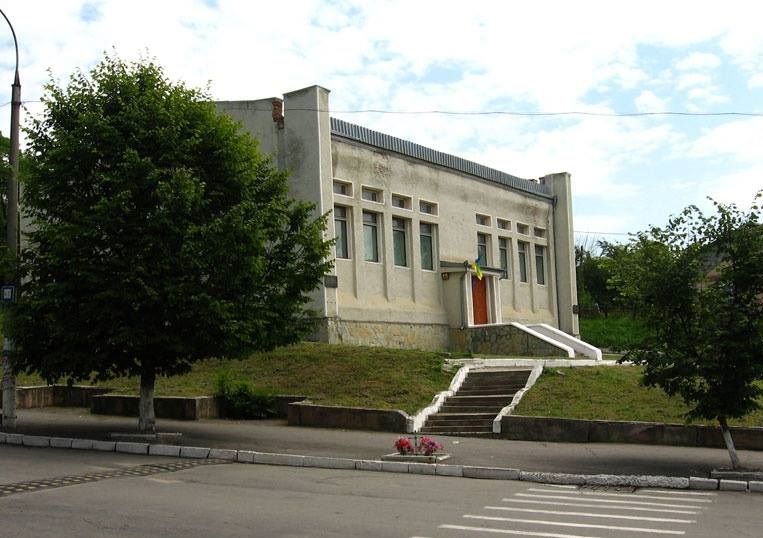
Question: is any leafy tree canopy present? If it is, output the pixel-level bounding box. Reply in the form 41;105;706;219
8;55;333;430
615;196;763;468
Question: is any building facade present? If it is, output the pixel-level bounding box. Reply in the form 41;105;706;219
217;85;579;352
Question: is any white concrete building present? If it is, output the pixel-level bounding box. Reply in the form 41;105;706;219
217;85;581;355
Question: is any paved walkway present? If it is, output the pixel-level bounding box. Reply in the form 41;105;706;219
5;407;763;478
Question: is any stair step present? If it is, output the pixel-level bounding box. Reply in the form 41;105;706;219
420;427;493;434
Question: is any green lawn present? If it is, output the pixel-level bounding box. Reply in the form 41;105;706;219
514;365;763;428
579;316;651;351
12;342;454;415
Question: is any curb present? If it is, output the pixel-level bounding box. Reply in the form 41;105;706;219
1;432;761;493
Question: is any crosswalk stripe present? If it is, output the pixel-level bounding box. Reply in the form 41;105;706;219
515;493;704;509
439;525;604;538
502;498;699;514
527;488;712;504
484;505;695;524
463;515;685;535
642;490;717;497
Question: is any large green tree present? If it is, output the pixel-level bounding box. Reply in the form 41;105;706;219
8;55;333;433
618;197;763;468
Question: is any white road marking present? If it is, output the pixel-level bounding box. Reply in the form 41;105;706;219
463;514;686;535
527;488;712;504
439;525;604;538
641;489;717;496
502;498;699;514
484;505;695;524
514;493;704;509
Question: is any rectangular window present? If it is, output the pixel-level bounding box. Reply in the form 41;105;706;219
333;180;352;197
362;186;382;203
499;237;510;277
516;223;529;235
518;241;529;283
392;194;411;209
334;206;350;259
535;245;546;285
534;227;546;238
476;213;490;226
420;222;435;271
392;217;408;267
497;218;510;230
419;200;438;215
363;211;379;262
477;233;489;265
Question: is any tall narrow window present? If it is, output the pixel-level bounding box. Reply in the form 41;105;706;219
420;222;435;271
477;233;489;265
518;241;528;283
535;245;546;285
334;206;349;259
363;211;379;262
392;217;408;267
499;237;510;277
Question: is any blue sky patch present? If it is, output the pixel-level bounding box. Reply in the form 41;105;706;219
79;2;101;23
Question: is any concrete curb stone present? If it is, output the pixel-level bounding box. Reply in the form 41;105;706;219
22;435;50;448
303;456;357;470
635;476;690;489
355;460;383;472
115;442;149;455
71;438;94;450
92;440;116;452
435;464;463;477
208;448;237;461
719;479;747;491
235;450;255;463
520;471;586;485
179;446;210;459
148;444;181;457
749;481;763;493
6;433;23;445
0;432;6;444
254;452;305;467
463;466;520;480
408;462;437;475
689;476;718;490
50;437;73;449
380;461;409;473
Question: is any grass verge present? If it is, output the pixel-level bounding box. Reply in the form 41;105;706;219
11;342;454;415
579;316;651;351
514;365;763;428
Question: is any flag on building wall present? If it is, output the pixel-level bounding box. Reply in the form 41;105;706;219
471;260;483;280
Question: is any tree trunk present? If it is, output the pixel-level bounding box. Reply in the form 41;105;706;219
1;337;17;429
138;367;156;434
718;416;741;470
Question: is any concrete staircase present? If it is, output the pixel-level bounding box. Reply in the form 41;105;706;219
419;369;532;436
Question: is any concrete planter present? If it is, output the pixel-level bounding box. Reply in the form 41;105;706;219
381;453;451;464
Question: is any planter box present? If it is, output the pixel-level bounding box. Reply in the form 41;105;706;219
381;453;451;463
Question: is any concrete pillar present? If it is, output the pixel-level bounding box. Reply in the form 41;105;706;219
542;172;579;337
282;86;335;317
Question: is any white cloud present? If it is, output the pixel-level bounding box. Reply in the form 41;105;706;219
675;52;721;71
690;117;763;163
634;90;668;112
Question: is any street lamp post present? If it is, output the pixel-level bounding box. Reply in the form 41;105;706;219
1;8;20;429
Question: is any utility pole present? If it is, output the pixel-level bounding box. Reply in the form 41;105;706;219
1;8;20;429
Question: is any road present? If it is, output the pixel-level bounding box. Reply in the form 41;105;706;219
0;445;760;538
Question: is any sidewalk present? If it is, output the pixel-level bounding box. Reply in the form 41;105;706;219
5;407;763;480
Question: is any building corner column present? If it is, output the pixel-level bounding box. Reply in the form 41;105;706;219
542;172;579;337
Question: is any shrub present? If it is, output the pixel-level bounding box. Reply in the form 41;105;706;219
215;371;276;419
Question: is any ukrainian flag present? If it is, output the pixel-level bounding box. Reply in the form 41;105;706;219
471;260;483;280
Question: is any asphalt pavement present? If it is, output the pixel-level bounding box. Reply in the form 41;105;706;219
5;407;763;479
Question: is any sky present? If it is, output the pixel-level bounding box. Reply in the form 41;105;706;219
1;0;762;245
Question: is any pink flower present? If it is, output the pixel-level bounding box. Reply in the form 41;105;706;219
417;436;443;456
394;437;413;455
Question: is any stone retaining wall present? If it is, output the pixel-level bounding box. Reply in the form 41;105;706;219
450;324;569;356
13;385;113;409
500;415;763;450
315;318;451;350
287;401;409;432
